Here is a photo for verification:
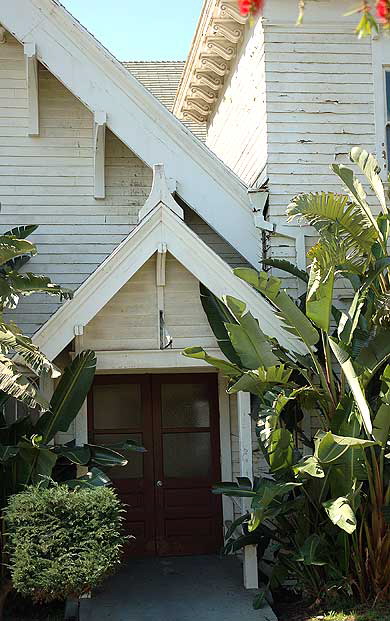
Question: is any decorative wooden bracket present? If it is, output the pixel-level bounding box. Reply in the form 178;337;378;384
0;27;6;44
24;43;39;136
93;111;106;199
138;164;183;222
156;242;167;287
156;243;172;349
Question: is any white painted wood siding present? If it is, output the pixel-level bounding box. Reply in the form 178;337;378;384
83;253;217;351
0;33;153;335
205;19;267;188
205;3;376;294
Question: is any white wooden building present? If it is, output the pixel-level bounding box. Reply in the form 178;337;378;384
0;0;389;588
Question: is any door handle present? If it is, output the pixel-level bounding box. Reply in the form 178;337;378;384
156;480;163;487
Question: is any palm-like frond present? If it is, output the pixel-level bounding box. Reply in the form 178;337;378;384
0;271;72;309
0;321;59;378
0;236;36;267
287;192;378;257
0;354;47;410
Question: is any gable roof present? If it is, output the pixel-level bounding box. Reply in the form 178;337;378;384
123;61;207;142
1;0;259;267
33;166;303;360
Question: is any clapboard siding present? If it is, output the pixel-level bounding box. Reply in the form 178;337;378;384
83;253;217;351
83;257;158;351
203;4;376;289
0;33;153;335
264;21;375;277
183;207;250;269
205;19;267;188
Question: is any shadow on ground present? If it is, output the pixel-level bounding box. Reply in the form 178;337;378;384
80;555;277;621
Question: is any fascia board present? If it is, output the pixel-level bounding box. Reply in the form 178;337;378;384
160;208;305;353
1;0;259;266
33;204;304;360
33;208;163;359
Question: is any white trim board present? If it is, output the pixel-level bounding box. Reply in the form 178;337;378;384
33;201;305;360
0;0;259;266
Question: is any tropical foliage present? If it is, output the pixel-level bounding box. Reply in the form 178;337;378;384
0;226;144;615
184;148;390;605
0;225;71;409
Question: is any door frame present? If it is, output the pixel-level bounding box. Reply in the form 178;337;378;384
76;362;234;528
86;370;230;554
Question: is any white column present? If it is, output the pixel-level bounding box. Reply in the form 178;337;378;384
237;391;259;590
74;330;89;476
218;375;233;527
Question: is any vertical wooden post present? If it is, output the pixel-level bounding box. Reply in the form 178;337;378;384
218;375;234;527
40;372;54;444
74;328;88;474
156;242;167;349
93;111;106;199
237;391;259;590
24;43;39;136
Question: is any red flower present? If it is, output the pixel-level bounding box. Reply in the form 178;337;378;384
238;0;265;17
377;0;390;22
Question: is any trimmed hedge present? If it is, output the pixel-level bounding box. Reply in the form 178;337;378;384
4;485;126;603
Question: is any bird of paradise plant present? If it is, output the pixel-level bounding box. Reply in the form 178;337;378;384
184;148;390;606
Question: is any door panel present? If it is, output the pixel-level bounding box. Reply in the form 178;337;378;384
152;375;223;556
88;374;223;558
88;376;156;557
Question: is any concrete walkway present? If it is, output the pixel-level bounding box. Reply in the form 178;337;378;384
80;555;277;621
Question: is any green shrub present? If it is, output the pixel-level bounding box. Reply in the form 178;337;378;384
3;484;126;603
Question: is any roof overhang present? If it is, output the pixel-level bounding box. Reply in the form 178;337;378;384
0;0;259;266
32;168;304;360
173;0;249;124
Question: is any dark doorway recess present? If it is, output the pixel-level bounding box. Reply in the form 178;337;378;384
88;374;223;557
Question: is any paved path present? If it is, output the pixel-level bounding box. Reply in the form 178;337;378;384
80;555;277;621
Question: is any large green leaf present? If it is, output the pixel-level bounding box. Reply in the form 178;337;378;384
2;225;38;239
350;147;388;215
331;163;381;238
287;191;378;255
182;346;242;377
35;350;97;443
267;428;294;472
234;268;319;350
2;271;72;302
356;328;390;381
0;322;59;378
262;258;309;283
329;338;373;435
17;444;57;486
293;455;325;478
225;296;279;368
306;258;334;333
0;236;36;267
323;496;357;534
315;430;376;464
199;285;241;365
87;444;128;468
0;354;48;410
372;366;390;446
55;445;91;465
295;534;328;566
66;467;111;489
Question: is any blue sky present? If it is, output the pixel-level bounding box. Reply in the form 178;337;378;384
61;0;204;61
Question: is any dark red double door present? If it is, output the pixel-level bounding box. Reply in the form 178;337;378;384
88;374;222;557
